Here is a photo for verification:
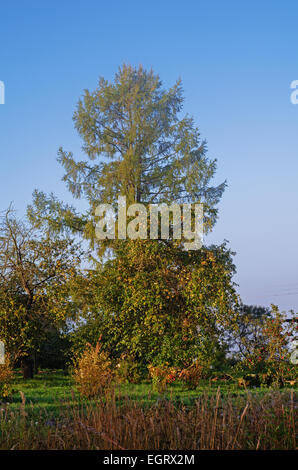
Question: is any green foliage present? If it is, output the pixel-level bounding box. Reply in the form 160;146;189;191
4;64;295;393
148;364;177;393
0;208;81;373
115;354;145;384
27;64;226;253
21;64;239;377
70;239;239;369
69;315;105;358
37;328;71;370
233;306;297;387
232;304;272;359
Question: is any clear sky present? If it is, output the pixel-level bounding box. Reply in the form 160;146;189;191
0;0;297;312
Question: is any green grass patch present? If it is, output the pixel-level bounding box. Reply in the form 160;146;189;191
4;369;297;417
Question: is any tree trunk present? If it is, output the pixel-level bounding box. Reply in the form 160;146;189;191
21;356;34;379
33;353;38;375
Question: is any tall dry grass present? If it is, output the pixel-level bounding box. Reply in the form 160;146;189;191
0;389;296;450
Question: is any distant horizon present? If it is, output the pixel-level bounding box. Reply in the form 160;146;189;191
1;0;297;312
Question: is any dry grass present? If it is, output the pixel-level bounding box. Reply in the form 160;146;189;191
0;389;296;450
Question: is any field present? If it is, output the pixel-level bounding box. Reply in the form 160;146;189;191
0;369;296;450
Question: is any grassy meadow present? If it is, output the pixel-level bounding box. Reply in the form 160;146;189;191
0;369;296;450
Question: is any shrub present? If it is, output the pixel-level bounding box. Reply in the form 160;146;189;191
179;361;204;390
235;306;297;387
148;364;177;393
237;373;260;388
72;340;113;399
262;360;298;388
115;354;144;384
0;355;14;400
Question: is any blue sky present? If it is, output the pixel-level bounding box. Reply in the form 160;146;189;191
0;0;297;311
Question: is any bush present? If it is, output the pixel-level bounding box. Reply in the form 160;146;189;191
0;355;14;400
262;361;298;388
115;354;145;384
179;361;204;390
237;374;260;388
72;340;113;399
148;364;177;393
235;306;297;388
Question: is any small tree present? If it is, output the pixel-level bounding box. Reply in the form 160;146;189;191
260;306;297;386
70;240;239;369
234;305;297;387
72;340;113;398
231;304;272;359
0;207;81;378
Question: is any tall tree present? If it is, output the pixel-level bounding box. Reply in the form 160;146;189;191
28;64;226;245
25;65;235;368
0;207;81;378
